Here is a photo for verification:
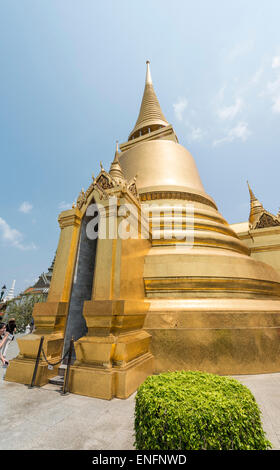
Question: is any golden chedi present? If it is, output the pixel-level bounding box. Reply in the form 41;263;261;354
119;61;280;376
5;61;280;400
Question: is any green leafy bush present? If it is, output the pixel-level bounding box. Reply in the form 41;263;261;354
134;370;271;450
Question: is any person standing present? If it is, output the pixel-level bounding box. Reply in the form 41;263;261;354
0;322;9;366
30;316;35;333
1;318;16;364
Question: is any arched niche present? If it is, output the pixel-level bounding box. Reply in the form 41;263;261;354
63;197;99;360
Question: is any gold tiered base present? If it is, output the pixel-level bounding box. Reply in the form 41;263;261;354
5;299;68;386
4;332;63;386
69;299;154;400
144;299;280;375
140;196;280;376
69;353;153;400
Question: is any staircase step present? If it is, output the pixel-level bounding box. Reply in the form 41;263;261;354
49;375;64;386
58;364;67;377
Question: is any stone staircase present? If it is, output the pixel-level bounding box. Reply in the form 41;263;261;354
48;364;66;387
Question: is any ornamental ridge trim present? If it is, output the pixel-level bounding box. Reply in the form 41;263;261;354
140;191;217;210
74;166;139;211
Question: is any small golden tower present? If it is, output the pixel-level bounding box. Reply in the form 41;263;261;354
247;181;280;229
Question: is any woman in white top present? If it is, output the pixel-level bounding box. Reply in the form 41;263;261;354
0;322;9;366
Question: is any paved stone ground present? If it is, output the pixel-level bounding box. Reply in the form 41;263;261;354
1;333;280;450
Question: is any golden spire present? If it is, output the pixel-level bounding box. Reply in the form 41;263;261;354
247;181;264;227
128;61;169;140
145;59;152;85
109;141;125;183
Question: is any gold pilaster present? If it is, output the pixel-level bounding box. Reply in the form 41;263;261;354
69;193;153;400
5;209;82;386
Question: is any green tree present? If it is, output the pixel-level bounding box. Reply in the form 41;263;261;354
5;294;46;333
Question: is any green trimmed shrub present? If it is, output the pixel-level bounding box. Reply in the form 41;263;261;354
134;371;271;450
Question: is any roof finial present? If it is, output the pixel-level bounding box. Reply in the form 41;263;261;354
247;180;256;201
247;181;264;227
128;61;169;140
109;141;125;183
146;60;152;85
112;140;120;163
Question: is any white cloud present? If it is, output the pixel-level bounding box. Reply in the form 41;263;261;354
266;76;280;113
251;67;263;85
0;217;37;250
267;76;280;94
272;56;280;69
187;126;204;142
58;201;72;210
217;86;226;102
173;98;188;121
217;98;243;120
213;121;251;146
258;55;280;114
19;201;33;214
227;39;255;62
272;96;280;113
0;217;22;246
184;118;205;143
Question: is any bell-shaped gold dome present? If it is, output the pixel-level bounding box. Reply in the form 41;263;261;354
119;139;218;212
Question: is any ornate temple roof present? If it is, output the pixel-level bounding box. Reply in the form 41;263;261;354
247;181;280;229
128;61;169;140
22;254;56;296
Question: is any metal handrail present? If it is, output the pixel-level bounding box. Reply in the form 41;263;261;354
29;336;44;388
62;337;74;395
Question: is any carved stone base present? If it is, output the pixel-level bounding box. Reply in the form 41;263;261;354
69;352;154;400
4;357;60;386
68;298;154;399
4;332;64;386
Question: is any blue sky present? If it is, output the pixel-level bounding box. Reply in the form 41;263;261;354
1;0;280;295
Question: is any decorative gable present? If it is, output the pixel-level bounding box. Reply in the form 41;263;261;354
73;160;139;212
95;173;114;191
254;212;280;229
